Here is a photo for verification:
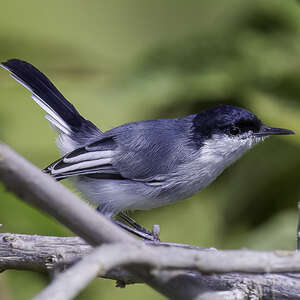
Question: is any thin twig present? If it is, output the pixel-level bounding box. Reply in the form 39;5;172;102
32;243;252;300
32;245;122;300
27;242;300;300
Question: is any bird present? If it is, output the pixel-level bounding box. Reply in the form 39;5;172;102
1;59;295;240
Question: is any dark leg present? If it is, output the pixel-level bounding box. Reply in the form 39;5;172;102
117;212;153;236
114;220;154;241
118;212;160;242
96;206;157;241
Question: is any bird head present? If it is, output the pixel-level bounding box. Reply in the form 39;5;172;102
192;105;295;164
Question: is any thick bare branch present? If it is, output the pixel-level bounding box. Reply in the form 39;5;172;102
0;233;208;280
2;233;300;299
1;143;300;299
0;143;136;246
3;233;300;274
0;142;215;299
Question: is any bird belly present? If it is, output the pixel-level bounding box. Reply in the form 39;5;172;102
74;169;219;216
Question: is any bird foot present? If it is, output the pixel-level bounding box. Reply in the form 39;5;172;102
151;224;160;242
117;212;161;242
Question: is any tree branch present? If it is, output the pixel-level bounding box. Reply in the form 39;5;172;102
2;233;300;274
1;142;300;299
0;143;134;246
2;233;300;299
0;233;209;280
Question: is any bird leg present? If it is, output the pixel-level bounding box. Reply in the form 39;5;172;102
118;212;160;242
114;220;154;241
117;212;152;235
95;206;158;241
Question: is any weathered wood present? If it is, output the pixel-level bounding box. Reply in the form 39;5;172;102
1;233;300;299
1;143;300;300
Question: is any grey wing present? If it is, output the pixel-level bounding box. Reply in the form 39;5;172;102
44;118;192;182
107;118;193;180
44;136;124;180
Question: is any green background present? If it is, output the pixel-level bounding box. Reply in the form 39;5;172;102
1;1;300;299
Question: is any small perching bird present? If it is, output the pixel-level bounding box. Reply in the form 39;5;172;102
1;59;295;240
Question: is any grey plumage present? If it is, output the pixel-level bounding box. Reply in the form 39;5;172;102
1;59;295;221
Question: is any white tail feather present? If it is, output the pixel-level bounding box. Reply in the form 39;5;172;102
31;94;71;134
45;114;70;135
7;71;72;135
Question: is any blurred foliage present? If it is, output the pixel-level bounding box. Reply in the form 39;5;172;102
1;0;300;299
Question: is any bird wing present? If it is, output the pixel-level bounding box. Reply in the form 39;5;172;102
44;136;123;180
45;118;193;181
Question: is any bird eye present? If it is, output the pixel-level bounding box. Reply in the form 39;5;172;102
229;126;240;136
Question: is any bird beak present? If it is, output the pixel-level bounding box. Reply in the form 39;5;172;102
254;125;295;137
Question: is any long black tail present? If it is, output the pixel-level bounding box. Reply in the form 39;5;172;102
1;59;102;147
1;59;87;132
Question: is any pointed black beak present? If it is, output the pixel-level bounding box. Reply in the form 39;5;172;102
254;125;295;137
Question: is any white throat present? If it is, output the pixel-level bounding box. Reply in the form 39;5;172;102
200;133;264;171
173;133;265;200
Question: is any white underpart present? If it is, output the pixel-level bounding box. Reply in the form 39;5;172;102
200;133;264;170
73;133;266;215
175;133;264;194
3;69;71;135
51;158;112;174
141;133;265;209
63;150;114;163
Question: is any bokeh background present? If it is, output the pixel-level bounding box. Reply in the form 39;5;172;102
1;0;300;299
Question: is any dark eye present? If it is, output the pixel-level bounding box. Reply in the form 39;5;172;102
229;126;240;136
